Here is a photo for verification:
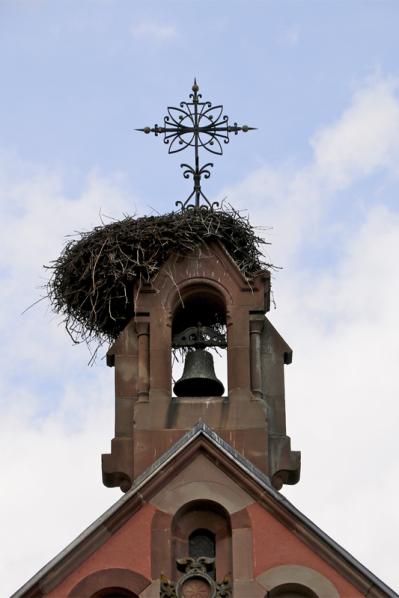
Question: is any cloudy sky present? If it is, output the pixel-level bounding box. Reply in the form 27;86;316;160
1;0;399;595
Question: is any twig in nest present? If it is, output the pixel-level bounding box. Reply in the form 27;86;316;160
46;206;273;352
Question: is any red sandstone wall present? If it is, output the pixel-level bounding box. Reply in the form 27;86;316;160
45;477;369;597
47;503;155;598
247;502;364;596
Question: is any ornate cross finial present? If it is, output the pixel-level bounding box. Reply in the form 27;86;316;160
136;80;255;210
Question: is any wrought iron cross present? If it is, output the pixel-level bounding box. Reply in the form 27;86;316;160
136;80;255;210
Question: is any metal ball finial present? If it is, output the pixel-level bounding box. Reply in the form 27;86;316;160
192;79;199;93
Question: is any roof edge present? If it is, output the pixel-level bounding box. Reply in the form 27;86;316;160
11;422;398;598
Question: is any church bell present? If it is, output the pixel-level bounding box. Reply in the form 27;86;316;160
174;349;225;397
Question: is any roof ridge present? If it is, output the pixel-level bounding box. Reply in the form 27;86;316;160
11;422;398;598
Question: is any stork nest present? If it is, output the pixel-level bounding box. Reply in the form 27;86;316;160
46;207;270;350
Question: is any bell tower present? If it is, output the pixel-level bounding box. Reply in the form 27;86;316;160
103;237;299;491
102;81;300;493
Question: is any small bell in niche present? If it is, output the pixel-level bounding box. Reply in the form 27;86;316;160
174;349;224;397
173;323;226;398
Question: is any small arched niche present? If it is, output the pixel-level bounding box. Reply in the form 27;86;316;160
257;565;339;598
68;569;149;598
92;590;138;598
171;284;228;397
269;583;318;598
172;499;232;581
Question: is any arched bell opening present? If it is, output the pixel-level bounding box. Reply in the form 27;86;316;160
171;284;228;398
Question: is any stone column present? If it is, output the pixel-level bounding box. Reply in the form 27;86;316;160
136;320;150;402
249;316;264;400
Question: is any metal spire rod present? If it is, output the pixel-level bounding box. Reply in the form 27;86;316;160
136;80;256;210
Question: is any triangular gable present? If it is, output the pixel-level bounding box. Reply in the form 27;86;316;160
151;238;263;291
12;423;396;598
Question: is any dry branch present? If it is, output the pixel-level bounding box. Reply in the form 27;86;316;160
46;207;271;349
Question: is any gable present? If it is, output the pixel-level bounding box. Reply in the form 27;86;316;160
12;425;396;598
152;239;255;294
136;239;269;317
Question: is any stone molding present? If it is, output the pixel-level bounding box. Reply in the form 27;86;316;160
256;564;339;598
68;568;150;597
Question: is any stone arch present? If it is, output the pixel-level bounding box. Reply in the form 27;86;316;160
256;565;339;598
166;272;234;320
91;589;137;598
269;582;318;597
168;280;230;397
151;504;255;584
68;568;150;598
170;280;231;325
150;475;252;517
171;499;232;581
151;498;239;583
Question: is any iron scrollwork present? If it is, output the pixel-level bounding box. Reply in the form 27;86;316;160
160;557;232;598
137;80;255;210
172;324;227;350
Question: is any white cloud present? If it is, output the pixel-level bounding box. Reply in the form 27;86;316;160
0;156;141;595
2;75;399;595
217;76;399;588
312;77;399;188
131;21;177;42
220;76;399;266
0;373;120;595
0;159;142;374
279;204;399;586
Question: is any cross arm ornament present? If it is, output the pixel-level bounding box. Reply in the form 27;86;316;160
136;80;255;210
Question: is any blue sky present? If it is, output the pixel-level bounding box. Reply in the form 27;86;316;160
1;1;399;595
3;0;399;205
